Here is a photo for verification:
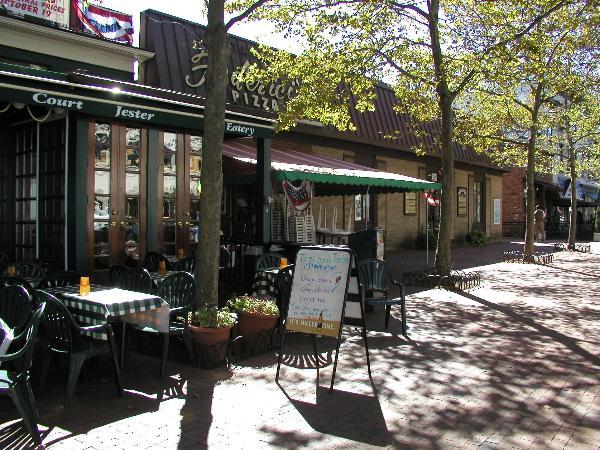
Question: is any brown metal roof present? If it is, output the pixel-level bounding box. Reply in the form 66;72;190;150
140;9;497;169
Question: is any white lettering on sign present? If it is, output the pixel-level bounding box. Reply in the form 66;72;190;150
115;105;155;121
225;122;255;136
184;45;299;112
32;92;83;110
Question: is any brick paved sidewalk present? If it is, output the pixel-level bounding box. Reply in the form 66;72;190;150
1;250;599;449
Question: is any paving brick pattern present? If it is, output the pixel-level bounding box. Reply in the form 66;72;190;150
1;243;599;449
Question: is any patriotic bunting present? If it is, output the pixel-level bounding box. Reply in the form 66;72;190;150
283;180;312;211
73;0;133;44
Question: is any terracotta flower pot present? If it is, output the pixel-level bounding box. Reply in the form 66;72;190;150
238;312;279;336
185;325;232;346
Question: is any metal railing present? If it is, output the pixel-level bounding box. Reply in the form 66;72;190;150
502;222;525;238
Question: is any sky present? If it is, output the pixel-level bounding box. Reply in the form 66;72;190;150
98;0;300;52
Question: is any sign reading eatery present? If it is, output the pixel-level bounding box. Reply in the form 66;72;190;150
286;249;351;338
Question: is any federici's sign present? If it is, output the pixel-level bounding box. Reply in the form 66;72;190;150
141;10;298;114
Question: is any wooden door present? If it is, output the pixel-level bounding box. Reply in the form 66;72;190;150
157;132;202;258
472;176;486;232
89;122;147;278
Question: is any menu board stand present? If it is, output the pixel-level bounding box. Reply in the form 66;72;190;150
276;245;371;393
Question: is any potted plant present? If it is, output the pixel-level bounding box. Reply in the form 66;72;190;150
185;305;237;346
227;295;279;336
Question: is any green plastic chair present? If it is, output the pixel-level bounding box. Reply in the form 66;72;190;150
357;258;407;334
0;303;46;447
34;291;123;405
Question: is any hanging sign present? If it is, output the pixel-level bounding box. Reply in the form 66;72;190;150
286;248;350;337
0;0;69;26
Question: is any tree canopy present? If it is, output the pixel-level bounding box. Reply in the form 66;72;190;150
241;0;591;267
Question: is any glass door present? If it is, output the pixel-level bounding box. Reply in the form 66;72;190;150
158;132;202;259
90;122;147;278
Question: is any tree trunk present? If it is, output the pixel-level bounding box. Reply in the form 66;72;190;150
428;0;454;275
567;125;577;248
435;99;455;275
195;0;228;307
523;86;542;260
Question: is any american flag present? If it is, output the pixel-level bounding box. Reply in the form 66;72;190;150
283;181;311;211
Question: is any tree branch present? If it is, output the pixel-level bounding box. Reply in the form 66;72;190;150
387;1;429;19
226;0;272;30
373;48;434;85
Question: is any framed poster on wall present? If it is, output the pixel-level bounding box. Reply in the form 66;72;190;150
493;198;501;224
457;187;468;216
404;192;417;215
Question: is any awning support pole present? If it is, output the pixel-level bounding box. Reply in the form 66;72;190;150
364;186;370;230
257;138;272;245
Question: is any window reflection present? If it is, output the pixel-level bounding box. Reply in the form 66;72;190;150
95;124;111;169
126;147;140;170
164;153;177;174
94;196;110;219
126;128;140;146
190;179;201;197
125;197;139;220
164;132;177;152
190;135;202;153
95;171;110;195
190;155;201;176
163;199;176;219
126;173;140;195
94;222;109;245
164;176;176;195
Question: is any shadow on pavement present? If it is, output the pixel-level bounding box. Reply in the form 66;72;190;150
458;290;600;367
279;384;392;447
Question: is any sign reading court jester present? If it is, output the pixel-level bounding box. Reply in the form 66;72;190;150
14;90;255;136
286;249;351;338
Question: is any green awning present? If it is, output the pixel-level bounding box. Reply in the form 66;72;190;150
223;139;441;194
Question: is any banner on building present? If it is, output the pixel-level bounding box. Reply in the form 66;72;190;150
72;0;133;44
283;180;311;211
0;0;70;26
425;191;440;207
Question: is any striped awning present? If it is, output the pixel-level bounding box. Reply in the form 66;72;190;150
222;139;440;194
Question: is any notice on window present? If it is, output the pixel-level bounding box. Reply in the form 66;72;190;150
286;249;351;338
493;198;501;224
0;0;70;27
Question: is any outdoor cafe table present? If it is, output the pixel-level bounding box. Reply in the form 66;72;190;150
43;285;170;341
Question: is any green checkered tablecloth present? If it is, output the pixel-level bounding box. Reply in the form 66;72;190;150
44;286;168;340
148;271;178;289
252;268;280;298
